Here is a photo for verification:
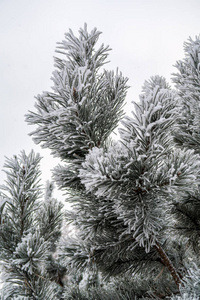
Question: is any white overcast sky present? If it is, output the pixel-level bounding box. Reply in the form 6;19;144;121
0;0;200;193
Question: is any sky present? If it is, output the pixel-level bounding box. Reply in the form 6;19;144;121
0;0;200;199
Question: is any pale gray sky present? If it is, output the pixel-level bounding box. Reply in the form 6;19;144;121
0;0;200;195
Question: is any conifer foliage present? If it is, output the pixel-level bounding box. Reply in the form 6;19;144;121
0;151;63;299
1;25;200;299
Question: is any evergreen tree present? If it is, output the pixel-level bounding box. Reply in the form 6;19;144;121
1;25;199;299
0;151;64;299
25;24;200;299
171;35;200;299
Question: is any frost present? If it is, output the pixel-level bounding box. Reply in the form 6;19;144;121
0;197;7;208
13;232;48;275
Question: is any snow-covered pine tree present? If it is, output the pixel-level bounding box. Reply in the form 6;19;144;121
26;24;137;298
26;25;200;299
173;35;200;152
170;35;200;299
78;75;199;298
0;151;64;299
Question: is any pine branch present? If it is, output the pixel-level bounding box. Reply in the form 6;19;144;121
155;241;182;287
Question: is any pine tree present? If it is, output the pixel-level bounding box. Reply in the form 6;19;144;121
170;35;200;300
0;25;197;299
0;151;64;299
173;35;200;152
